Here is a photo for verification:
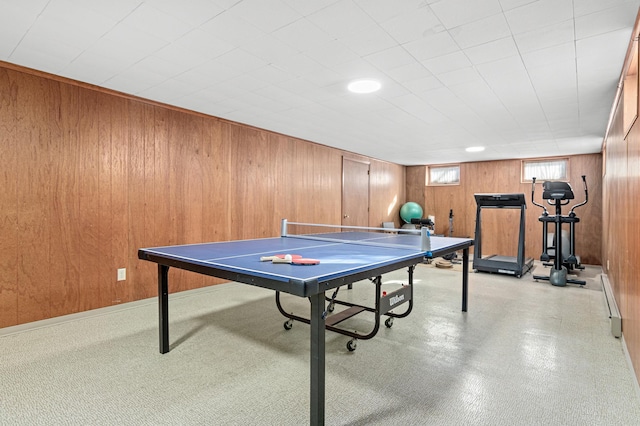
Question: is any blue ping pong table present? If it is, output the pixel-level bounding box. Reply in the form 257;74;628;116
138;220;473;425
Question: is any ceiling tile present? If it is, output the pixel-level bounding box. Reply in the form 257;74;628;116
402;30;459;62
505;0;573;35
449;13;511;49
213;47;270;74
573;0;638;17
153;42;212;71
304;40;359;67
354;0;424;22
521;42;575;69
120;3;192;42
281;0;340;17
0;3;43;57
306;0;378;39
199;10;265;45
384;61;433;83
82;0;144;22
239;34;300;63
498;0;537;11
512;19;575;53
149;0;225;26
339;24;399;56
226;0;301;32
430;0;502;28
464;37;519;65
379;5;442;44
172;29;235;60
437;67;481;86
528;60;577;99
422;51;472;75
575;3;640;40
272;18;333;52
365;46;417;70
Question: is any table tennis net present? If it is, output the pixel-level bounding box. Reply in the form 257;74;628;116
282;221;431;252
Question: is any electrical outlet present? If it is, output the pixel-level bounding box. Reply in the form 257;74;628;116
117;268;126;281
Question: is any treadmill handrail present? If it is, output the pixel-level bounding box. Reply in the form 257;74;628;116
474;193;527;208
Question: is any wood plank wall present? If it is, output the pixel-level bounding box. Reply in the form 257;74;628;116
602;15;640;386
0;63;405;328
406;154;602;265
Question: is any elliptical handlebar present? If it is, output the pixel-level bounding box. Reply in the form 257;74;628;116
530;177;548;215
568;175;588;216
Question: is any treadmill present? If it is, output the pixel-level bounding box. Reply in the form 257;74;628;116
473;193;533;278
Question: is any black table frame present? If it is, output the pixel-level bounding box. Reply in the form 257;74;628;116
139;241;471;426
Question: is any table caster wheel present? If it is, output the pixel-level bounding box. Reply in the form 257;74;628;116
284;319;293;330
347;339;357;352
385;317;394;328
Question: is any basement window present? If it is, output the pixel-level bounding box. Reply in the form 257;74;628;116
427;164;460;186
522;158;568;182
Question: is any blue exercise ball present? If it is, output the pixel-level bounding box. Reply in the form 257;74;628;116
400;202;423;224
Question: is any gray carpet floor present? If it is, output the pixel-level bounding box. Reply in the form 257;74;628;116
1;261;639;425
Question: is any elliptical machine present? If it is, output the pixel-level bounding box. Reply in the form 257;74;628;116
531;176;588;286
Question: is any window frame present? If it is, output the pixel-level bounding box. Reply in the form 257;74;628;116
521;157;569;183
426;164;461;186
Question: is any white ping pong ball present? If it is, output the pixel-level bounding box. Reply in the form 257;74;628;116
284;254;292;261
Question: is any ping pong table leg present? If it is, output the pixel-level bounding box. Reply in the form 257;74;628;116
158;264;170;354
462;248;469;312
309;291;325;425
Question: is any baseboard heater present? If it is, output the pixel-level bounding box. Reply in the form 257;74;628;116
601;274;622;338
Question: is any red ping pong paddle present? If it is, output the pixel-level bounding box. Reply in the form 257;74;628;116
291;258;320;265
262;254;320;265
260;254;302;262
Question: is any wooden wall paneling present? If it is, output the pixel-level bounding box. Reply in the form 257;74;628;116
152;106;171;258
16;73;52;323
405;166;425;217
0;63;454;326
604;89;637;377
128;101;153;300
167;109;187;247
200;118;229;287
202;118;229;242
97;93;116;307
110;96;131;304
369;160;406;228
271;133;294;230
181;112;207;290
292;139;313;224
97;95;127;306
77;89;102;310
626;117;640;381
608;106;627;317
0;68;18;327
49;82;82;317
427;184;469;238
165;110;198;292
569;154;602;266
139;102;160;298
313;144;342;225
228;123;275;240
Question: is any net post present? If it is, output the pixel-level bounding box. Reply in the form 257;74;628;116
421;226;432;253
281;219;288;237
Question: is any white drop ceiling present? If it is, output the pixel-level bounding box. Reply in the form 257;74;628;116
1;0;638;165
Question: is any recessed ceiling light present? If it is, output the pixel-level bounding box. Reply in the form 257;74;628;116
347;79;381;94
465;146;485;152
